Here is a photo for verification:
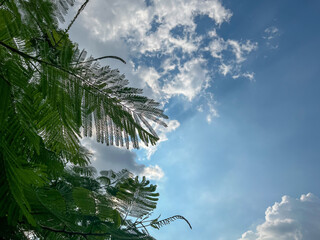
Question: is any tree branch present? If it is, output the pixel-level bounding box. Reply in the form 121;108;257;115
65;0;90;33
54;0;90;47
72;55;126;65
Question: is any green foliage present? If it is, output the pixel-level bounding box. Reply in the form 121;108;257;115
112;176;159;219
1;166;189;239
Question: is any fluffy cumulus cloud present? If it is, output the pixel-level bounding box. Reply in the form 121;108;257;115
68;0;257;158
239;193;320;240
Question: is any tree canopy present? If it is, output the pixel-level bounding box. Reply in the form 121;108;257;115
0;0;190;239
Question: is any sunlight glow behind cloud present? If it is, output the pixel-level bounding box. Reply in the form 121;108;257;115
81;137;165;180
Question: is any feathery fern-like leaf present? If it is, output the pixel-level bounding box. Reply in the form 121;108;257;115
150;215;192;230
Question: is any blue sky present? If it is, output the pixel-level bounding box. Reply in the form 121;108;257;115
67;0;320;239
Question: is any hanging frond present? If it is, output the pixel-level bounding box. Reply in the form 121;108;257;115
74;50;168;149
150;215;192;230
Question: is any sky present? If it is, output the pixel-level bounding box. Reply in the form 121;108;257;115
64;0;320;239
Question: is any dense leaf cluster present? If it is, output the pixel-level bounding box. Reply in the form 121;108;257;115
11;167;160;240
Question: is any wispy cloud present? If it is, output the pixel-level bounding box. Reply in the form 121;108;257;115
263;26;280;49
227;40;258;63
233;72;255;81
219;63;232;76
206;37;257;80
205;92;219;123
264;26;279;40
207;37;227;59
239;193;320;240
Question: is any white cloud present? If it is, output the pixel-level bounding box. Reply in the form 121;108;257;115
81;137;165;180
239;193;320;240
206;37;257;79
264;26;279;40
231;72;255;81
240;231;259;240
81;0;149;42
208;37;227;59
135;59;210;103
204;92;219;123
219;63;232;76
243;72;255;81
161;57;178;73
197;105;204;112
206;104;219;123
136;66;162;101
80;0;232;55
163;58;209;101
76;0;256;105
206;35;257;63
263;26;280;49
140;119;180;159
228;40;258;63
81;137;143;173
140;165;164;180
74;0;256;102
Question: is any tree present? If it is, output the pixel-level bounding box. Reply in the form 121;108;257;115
0;0;190;239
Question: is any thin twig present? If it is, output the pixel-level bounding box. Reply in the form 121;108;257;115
65;0;89;33
72;55;126;65
55;0;90;47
